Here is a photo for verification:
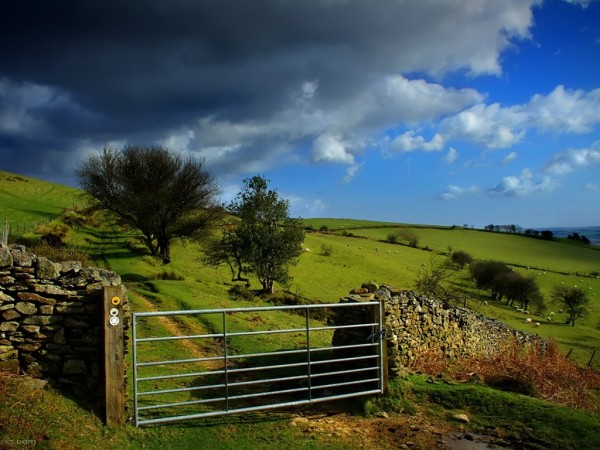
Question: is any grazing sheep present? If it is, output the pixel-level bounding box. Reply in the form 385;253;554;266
547;317;552;322
534;322;541;327
304;247;310;252
525;318;532;324
483;301;488;305
525;310;530;314
549;312;554;316
559;309;563;313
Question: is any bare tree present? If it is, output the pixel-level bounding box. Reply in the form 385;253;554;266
77;145;221;263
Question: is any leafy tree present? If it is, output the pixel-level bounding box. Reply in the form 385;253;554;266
551;285;590;326
76;145;220;263
470;260;512;301
224;175;304;294
498;272;544;312
450;250;473;269
540;230;554;240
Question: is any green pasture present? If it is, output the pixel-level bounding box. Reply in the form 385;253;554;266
303;217;411;230
337;225;600;275
0;170;81;234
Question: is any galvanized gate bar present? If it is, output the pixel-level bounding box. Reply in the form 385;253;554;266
132;301;385;426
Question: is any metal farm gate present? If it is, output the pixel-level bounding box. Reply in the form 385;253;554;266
132;301;385;426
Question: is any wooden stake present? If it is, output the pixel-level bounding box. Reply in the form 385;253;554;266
104;285;125;426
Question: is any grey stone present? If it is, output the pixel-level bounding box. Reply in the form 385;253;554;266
0;291;14;302
1;309;20;321
16;292;56;305
0;245;13;268
0;321;20;332
15;302;37;315
59;261;83;274
10;248;36;267
36;257;61;280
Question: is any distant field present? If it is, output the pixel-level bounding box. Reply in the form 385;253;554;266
331;225;600;276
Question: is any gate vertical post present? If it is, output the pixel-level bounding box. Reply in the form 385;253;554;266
103;285;126;426
373;299;388;394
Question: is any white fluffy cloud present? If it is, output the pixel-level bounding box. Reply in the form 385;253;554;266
310;133;354;164
387;132;445;153
544;141;600;175
487;168;556;197
439;85;600;149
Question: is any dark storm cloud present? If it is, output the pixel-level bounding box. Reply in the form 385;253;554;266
0;0;536;184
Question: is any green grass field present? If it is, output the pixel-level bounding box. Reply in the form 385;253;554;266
0;170;81;235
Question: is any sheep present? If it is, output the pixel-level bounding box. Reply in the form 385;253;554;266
483;301;488;305
546;317;552;322
525;318;532;324
304;247;310;252
549;311;554;316
534;322;541;327
559;309;563;313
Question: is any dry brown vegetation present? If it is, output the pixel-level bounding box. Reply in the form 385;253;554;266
410;339;600;413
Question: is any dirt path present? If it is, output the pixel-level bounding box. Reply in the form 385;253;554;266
133;293;222;369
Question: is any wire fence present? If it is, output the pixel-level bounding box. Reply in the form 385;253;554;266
1;216;58;244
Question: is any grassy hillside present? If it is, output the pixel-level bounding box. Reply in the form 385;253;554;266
0;170;81;236
332;225;600;275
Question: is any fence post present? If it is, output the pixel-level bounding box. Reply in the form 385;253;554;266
103;285;126;426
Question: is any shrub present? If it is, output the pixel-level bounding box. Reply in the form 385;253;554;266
35;220;70;247
409;339;600;412
387;233;399;244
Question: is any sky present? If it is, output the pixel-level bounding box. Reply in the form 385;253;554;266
1;0;599;228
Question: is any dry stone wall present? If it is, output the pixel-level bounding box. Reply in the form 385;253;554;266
0;244;128;401
334;282;546;378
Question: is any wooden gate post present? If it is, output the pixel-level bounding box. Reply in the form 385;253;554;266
103;285;125;426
